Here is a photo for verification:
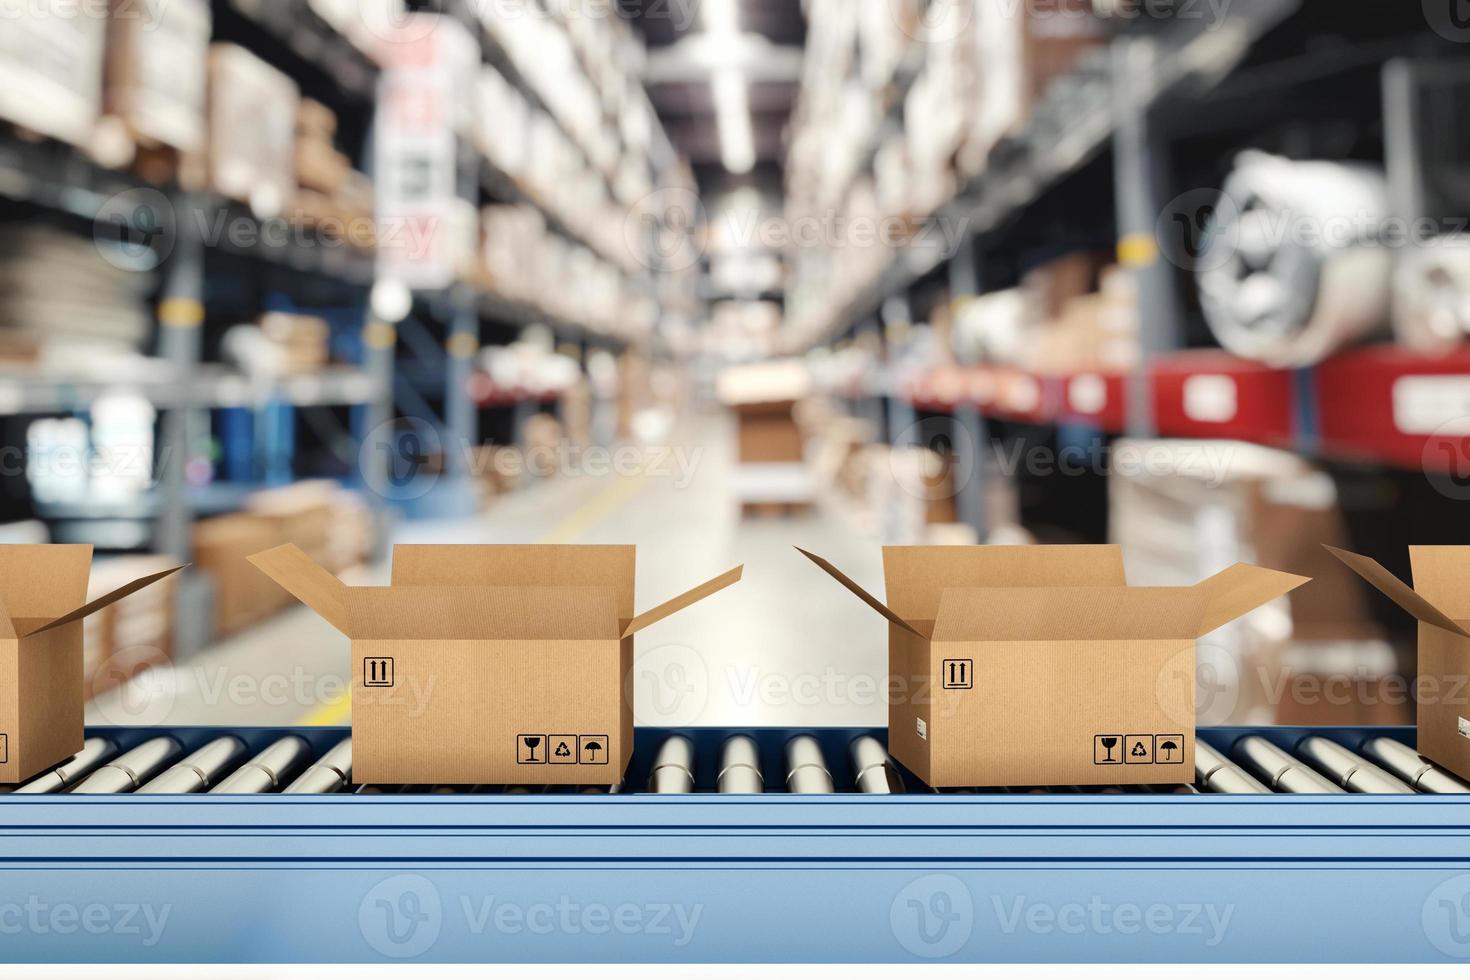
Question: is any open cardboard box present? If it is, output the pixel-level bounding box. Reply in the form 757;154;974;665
1328;545;1470;781
799;545;1308;787
249;543;741;785
0;545;184;784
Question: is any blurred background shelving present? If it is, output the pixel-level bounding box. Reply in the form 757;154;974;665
4;0;1470;732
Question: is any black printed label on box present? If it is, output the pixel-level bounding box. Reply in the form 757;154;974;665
0;733;6;764
1095;733;1184;765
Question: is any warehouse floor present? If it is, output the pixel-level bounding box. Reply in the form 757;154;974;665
88;413;889;730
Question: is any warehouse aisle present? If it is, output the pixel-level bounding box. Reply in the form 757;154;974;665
89;414;889;730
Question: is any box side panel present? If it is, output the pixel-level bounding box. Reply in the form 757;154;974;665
0;639;17;783
886;623;932;784
0;546;92;621
882;545;1126;622
926;638;1195;787
619;636;634;776
1409;546;1470;622
14;627;83;784
1416;624;1470;781
352;638;625;786
389;545;636;621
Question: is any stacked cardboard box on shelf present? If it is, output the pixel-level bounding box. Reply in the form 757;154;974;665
257;312;331;375
1026;262;1141;374
960;0;1107;177
98;0;211;186
82;554;180;701
293;99;376;250
0;226;154;362
0;7;107;148
192;482;374;639
948;253;1141;374
1109;440;1403;726
207;44;299;219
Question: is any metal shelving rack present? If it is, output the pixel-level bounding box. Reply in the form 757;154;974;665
0;0;397;655
802;1;1470;540
383;0;676;503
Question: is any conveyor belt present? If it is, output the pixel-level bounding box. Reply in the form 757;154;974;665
3;724;1463;795
1;725;1468;963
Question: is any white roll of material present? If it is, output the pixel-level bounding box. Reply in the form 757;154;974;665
1198;151;1393;367
1393;234;1470;353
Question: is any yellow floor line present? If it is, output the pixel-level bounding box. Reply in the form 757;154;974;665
539;472;648;544
298;472;650;726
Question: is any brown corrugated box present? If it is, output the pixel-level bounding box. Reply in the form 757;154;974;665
192;514;287;636
1329;546;1470;782
735;402;804;464
248;544;741;785
0;546;182;784
82;553;180;701
800;544;1308;787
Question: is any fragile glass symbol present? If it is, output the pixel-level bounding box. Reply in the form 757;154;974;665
522;736;542;762
1099;736;1118;762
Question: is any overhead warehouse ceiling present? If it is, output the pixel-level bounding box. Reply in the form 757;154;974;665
618;0;806;177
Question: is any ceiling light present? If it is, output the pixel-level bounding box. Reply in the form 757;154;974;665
713;67;755;174
702;0;739;38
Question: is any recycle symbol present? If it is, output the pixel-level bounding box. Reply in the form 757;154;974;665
1131;742;1148;757
554;741;572;758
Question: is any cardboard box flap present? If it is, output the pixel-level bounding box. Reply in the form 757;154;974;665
346;585;618;639
621;565;744;638
1327;545;1470;637
1409;546;1470;622
21;564;187;638
797;548;924;636
931;586;1208;641
882;545;1126;622
391;544;636;619
247;544;350;634
1192;563;1312;636
0;544;94;624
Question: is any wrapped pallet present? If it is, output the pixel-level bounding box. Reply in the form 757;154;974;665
207;45;299;219
960;0;1106;176
99;0;211;184
0;6;106;147
718;361;815;513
